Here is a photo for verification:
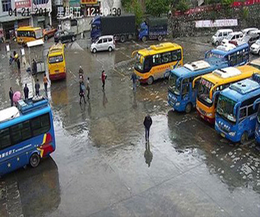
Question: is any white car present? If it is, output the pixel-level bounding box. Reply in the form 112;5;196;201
212;29;233;46
250;39;260;55
90;35;115;53
221;31;243;45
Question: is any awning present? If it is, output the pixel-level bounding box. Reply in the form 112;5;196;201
27;39;44;47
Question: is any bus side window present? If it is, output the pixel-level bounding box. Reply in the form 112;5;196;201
239;107;247;120
230;53;237;66
31;113;51;137
10;121;32;145
152;54;161;65
248;105;256;116
182;84;188;96
172;49;181;61
162;52;171;63
0;128;11;150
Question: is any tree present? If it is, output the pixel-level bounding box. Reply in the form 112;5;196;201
221;0;234;6
145;0;170;17
123;0;144;26
176;0;189;12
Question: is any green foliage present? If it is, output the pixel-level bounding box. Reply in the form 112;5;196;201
176;0;189;12
145;0;170;17
221;0;234;6
122;0;144;26
242;7;249;19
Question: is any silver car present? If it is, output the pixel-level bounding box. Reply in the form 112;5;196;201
90;35;115;53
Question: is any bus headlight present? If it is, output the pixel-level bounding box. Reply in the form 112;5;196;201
229;132;236;136
207;112;213;117
175;102;180;106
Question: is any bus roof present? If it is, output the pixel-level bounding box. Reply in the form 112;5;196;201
0;98;50;129
17;26;42;31
201;65;260;85
48;43;64;56
170;58;220;79
221;77;260;102
138;42;182;56
211;43;249;56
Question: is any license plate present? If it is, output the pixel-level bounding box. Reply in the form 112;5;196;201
221;133;225;138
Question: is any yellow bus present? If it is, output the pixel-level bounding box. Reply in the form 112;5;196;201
47;43;66;81
16;26;43;44
133;42;183;85
195;64;260;124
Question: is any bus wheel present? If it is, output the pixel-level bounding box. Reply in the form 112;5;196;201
29;153;40;168
158;35;163;41
241;132;248;144
147;76;154;85
142;36;147;42
185;103;192;113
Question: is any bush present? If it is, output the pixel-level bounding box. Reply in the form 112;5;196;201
176;0;189;12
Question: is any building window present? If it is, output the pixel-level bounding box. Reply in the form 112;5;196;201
2;0;11;12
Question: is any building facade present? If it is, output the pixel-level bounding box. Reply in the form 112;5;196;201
0;0;52;40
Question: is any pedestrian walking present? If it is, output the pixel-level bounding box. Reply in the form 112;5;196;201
86;77;90;99
17;58;20;71
24;84;29;99
131;72;137;91
43;73;49;96
101;70;107;91
9;55;14;65
79;81;86;104
143;114;152;142
32;59;37;75
35;79;40;96
9;87;13;107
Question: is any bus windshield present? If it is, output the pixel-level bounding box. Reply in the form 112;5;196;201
217;95;236;123
168;74;181;95
197;78;214;107
134;53;144;72
35;29;43;39
49;55;63;64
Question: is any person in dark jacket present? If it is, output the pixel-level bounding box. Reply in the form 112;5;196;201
143;114;152;142
35;79;40;96
32;59;37;75
9;87;13;106
131;72;137;91
79;81;86;104
17;58;20;71
24;84;29;99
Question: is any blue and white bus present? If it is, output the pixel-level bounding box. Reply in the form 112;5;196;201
168;43;249;113
215;74;260;143
0;98;56;176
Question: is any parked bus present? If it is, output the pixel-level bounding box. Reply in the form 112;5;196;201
215;74;260;143
168;43;249;113
195;63;260;124
16;26;43;44
133;42;183;85
48;43;66;80
0;98;55;176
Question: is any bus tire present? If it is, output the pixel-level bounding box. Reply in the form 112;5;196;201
120;35;126;43
142;36;147;42
158;35;163;41
241;132;248;144
147;76;154;85
185;103;192;114
29;153;40;168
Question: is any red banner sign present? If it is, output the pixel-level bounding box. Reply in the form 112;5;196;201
15;0;31;9
80;0;97;4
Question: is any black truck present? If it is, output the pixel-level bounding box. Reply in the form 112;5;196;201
90;15;136;43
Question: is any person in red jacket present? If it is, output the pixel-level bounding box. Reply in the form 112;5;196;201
101;70;107;91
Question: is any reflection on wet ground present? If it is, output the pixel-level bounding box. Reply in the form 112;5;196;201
0;37;260;217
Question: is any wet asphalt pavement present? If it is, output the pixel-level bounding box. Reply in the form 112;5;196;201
0;35;260;217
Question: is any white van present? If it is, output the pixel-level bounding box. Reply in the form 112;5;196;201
212;29;233;46
90;35;115;53
242;28;259;36
221;31;243;45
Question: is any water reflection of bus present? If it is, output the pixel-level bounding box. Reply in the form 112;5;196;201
195;64;260;124
215;74;260;144
17;158;60;217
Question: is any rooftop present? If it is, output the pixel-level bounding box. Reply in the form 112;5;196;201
212;67;241;78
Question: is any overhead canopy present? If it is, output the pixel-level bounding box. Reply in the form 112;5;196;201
27;39;44;48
